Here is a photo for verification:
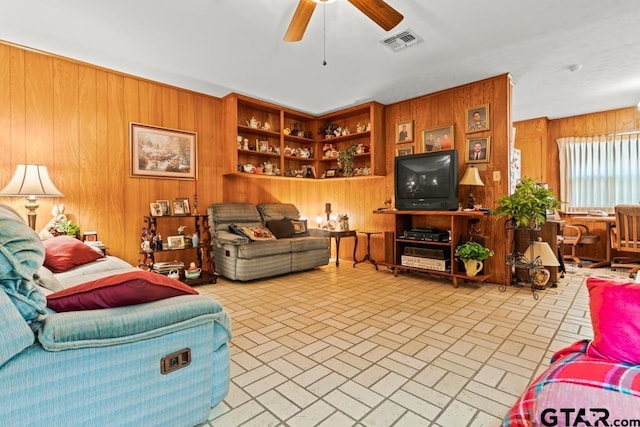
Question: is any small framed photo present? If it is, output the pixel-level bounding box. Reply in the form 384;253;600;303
466;104;490;133
166;235;185;249
150;202;163;217
422;124;454;152
83;231;98;242
156;200;170;216
177;198;191;215
171;199;186;216
396;120;414;143
325;168;338;178
396;146;414;157
466;136;491;164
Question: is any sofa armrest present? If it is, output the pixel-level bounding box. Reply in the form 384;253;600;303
38;295;231;351
0;289;35;366
213;230;249;246
308;228;330;238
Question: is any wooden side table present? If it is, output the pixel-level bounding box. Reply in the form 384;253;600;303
353;231;381;270
327;230;357;267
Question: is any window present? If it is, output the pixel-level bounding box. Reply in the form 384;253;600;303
557;133;640;212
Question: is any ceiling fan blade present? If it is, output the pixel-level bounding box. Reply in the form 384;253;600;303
347;0;403;31
284;0;317;42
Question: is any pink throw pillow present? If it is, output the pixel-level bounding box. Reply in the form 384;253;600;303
43;236;103;273
586;277;640;364
47;270;198;312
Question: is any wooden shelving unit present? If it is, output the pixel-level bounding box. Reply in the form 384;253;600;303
375;210;491;288
138;214;216;285
222;93;385;179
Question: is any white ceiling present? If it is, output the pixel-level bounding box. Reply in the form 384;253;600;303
1;0;639;121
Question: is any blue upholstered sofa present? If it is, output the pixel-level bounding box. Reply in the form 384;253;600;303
0;204;231;427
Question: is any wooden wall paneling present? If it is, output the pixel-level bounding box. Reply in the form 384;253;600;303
25;52;54;167
95;70;109;242
0;44;12;185
107;73;126;256
78;66;99;233
53;58;80;232
123;76;142;257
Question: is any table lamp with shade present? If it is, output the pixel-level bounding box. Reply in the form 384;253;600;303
459;166;484;209
0;164;63;230
523;238;560;287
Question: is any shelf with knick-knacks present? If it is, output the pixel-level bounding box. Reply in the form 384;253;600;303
223;93;385;178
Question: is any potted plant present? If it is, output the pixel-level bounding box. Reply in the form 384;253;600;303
50;219;80;238
455;241;494;276
492;177;561;229
337;144;358;177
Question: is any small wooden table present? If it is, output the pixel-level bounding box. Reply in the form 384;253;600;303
327;230;357;267
571;216;616;268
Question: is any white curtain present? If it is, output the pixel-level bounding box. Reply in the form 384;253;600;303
557;133;640;213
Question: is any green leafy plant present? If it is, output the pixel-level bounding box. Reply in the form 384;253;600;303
52;219;80;237
454;241;494;262
492;177;561;228
337;144;358;177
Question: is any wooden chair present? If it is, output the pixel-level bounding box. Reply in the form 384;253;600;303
610;205;640;277
562;224;601;266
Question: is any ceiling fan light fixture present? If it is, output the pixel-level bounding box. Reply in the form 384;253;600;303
313;0;336;3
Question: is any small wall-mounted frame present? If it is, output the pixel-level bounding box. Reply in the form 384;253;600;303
166;235;185;249
130;122;197;179
465;104;490;133
422;124;454;152
150;202;163;217
396;120;414;143
466;136;491;164
396;146;414;157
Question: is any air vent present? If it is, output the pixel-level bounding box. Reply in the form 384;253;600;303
380;28;423;52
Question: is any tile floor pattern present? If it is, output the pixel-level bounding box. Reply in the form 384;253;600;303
194;263;627;427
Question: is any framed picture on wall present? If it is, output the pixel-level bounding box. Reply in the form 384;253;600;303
396;120;414;143
396;146;414;157
422;124;454;152
466;136;491;163
130;123;197;179
465;104;490;133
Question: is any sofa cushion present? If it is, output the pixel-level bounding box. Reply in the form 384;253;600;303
43;236;103;273
266;219;295;239
290;235;329;252
209;203;263;232
257;203;300;222
0;288;35;367
46;270;198;312
291;219;309;236
238;239;292;258
34;266;64;292
241;226;276;241
586;277;640;364
0;204;48;324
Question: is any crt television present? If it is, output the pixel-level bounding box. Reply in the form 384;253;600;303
394;150;458;211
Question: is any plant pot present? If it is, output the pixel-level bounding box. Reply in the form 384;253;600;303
463;260;483;277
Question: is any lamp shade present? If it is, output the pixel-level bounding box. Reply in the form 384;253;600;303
0;164;63;197
524;240;560;267
459;166;484;186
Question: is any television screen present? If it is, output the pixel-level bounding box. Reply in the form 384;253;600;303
395;150;458;210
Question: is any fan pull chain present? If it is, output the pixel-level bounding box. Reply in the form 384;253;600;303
322;1;327;66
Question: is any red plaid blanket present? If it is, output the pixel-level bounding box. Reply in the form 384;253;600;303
502;340;640;426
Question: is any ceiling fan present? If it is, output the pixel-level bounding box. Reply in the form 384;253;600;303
284;0;403;42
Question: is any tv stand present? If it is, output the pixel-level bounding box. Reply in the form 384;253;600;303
374;209;491;287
